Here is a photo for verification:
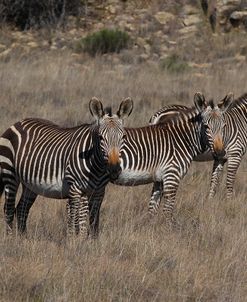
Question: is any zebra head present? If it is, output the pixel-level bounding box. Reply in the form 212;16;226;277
89;97;133;180
194;92;233;160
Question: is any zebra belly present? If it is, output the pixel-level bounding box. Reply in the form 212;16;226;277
24;179;69;199
194;151;213;162
113;169;154;186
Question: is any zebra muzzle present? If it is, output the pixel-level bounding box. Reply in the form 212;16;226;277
107;147;122;180
107;164;122;180
213;135;226;159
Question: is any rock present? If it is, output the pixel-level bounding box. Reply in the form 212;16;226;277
229;10;247;27
136;37;146;48
11;42;20;48
107;5;117;14
154;12;175;25
178;25;198;35
168;40;177;45
27;41;39;48
50;45;57;50
0;44;6;51
217;0;243;26
160;54;169;61
160;45;169;54
94;22;104;30
124;23;136;31
144;43;151;54
138;53;149;62
0;49;11;60
136;37;151;54
234;54;246;62
183;14;201;26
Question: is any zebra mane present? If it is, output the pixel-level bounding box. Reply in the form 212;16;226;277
208;99;215;109
158;107;201;125
104;107;112;116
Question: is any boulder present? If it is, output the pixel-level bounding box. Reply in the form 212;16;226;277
183;14;201;26
229;10;247;27
154;12;175;25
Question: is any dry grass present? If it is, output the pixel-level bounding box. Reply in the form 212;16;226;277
0;51;247;301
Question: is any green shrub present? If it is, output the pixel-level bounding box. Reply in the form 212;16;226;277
160;54;190;73
82;29;130;56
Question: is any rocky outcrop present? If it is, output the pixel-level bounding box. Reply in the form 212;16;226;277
202;0;247;31
0;0;246;69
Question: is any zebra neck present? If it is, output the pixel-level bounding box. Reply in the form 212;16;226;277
77;130;105;170
179;121;206;158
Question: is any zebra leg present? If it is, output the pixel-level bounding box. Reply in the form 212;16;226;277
67;197;80;236
77;195;89;238
4;181;19;235
15;186;37;234
88;190;105;238
67;184;90;237
209;160;225;199
226;156;242;199
148;181;163;215
162;176;179;227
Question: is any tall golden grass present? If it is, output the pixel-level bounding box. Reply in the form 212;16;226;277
0;52;247;301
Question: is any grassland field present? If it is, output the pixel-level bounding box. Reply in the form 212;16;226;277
0;51;247;301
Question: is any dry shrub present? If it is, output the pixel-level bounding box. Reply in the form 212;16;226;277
0;0;83;29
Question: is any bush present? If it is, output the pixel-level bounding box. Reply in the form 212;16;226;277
160;54;190;73
81;29;130;56
0;0;83;30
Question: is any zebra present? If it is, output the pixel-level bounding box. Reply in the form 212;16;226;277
148;92;240;214
88;92;228;228
0;97;133;236
208;93;247;199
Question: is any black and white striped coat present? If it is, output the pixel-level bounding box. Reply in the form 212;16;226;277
89;93;228;227
0;98;133;236
149;93;247;209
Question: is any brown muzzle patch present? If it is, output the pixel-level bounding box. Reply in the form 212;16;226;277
108;147;120;165
213;134;224;154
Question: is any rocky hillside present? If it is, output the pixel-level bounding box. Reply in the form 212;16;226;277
0;0;246;70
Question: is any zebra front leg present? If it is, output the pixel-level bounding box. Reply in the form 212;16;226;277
77;196;89;238
15;187;37;234
209;160;225;199
226;156;242;199
67;197;81;237
162;177;179;228
148;181;163;215
4;182;19;235
88;190;105;238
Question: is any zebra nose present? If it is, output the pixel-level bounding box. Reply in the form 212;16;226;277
107;164;122;180
213;148;226;159
108;147;120;166
213;135;225;158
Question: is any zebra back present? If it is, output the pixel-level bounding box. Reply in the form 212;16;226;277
149;104;189;125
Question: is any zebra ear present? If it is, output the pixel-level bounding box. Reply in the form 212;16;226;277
194;92;207;112
89;97;104;120
218;92;234;112
117;97;133;119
